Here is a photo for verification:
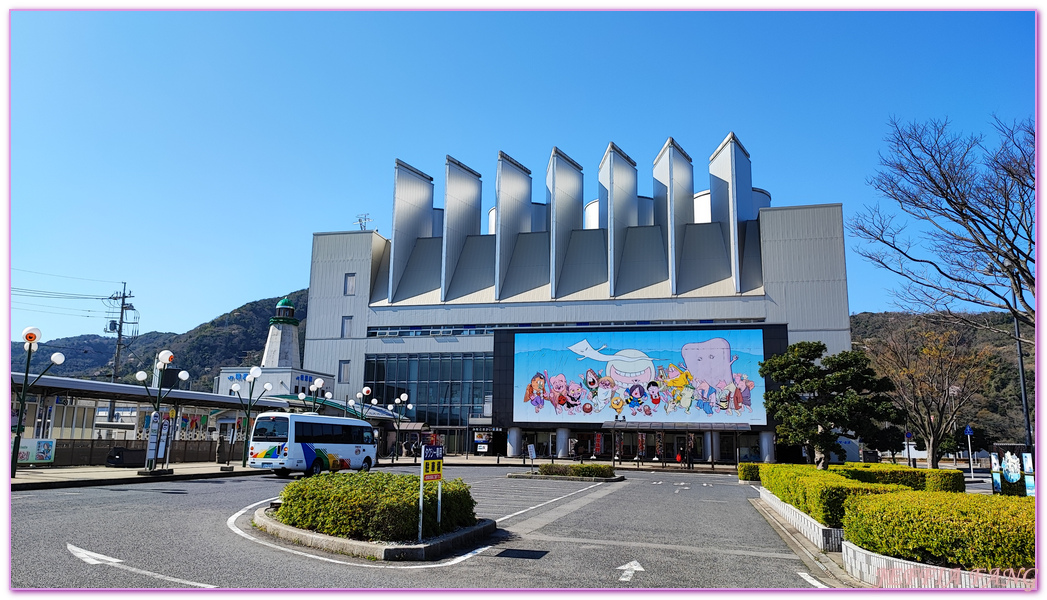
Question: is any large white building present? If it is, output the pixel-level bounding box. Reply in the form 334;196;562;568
302;133;851;461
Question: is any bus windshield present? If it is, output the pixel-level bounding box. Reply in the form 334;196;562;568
251;415;289;442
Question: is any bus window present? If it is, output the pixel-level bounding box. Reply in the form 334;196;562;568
252;416;288;442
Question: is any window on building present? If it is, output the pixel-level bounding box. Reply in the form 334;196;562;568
341;316;353;338
344;273;356;296
363;352;493;428
339;360;351;384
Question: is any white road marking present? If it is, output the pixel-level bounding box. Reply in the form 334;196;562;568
494;482;605;523
227;497;490;569
652;481;663;485
797;571;828;588
67;544;216;588
617;560;645;582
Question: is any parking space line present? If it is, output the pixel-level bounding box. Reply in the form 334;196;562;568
518;532;803;560
495;482;606;523
798;572;829;588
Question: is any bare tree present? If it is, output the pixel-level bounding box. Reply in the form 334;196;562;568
864;317;995;469
850;116;1034;344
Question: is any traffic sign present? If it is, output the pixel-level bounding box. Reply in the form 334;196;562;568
905;432;913;439
964;425;974;436
422;445;443;482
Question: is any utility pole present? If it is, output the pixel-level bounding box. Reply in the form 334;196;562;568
109;283;132;384
106;283;135;431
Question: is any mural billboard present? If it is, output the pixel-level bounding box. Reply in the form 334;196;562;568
513;329;766;426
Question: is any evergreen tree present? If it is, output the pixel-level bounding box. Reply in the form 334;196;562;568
759;341;896;469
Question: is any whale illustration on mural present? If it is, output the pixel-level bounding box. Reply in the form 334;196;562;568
568;340;656;396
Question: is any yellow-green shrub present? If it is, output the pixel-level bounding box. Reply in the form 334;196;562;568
843;492;1034;570
738;462;761;481
760;464;909;528
276;471;476;542
537;463;615;478
832;463;966;492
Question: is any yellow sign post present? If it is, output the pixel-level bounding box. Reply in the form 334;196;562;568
419;445;444;542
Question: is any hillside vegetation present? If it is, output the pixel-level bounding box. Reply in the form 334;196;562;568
12;304;1032;443
11;289;308;392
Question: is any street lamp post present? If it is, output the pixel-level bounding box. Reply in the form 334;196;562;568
612;415;625;467
299;378;326;412
231;366;273;468
386;393;413;464
134;350;189;474
994;259;1032;450
1011;306;1032;450
355;387;373;418
11;327;65;478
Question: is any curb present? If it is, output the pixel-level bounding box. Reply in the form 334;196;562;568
11;468;269;491
252;508;497;561
506;473;625;482
748;496;867;588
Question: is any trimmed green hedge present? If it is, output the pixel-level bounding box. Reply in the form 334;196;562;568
829;463;965;493
760;464;910;528
738;462;761;481
537;463;616;478
844;492;1034;570
275;471;476;542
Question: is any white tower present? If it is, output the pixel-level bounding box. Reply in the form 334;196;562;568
260;297;301;369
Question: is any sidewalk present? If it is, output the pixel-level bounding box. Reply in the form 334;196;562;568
10;455;737;491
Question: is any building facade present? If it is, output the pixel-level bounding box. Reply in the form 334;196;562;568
302;133;851;460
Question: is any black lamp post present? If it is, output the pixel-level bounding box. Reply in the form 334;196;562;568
231;366;273;468
612;415;625;467
134;350;189;473
1010;300;1032;449
11;327;65;479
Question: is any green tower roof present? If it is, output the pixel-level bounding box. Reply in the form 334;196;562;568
276;297;294;309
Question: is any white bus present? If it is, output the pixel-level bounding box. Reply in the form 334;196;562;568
247;412;377;477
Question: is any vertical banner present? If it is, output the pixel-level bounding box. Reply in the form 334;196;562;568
655;432;663;460
1023;453;1035;497
637;433;646;459
990;453;1002;494
594;434;602;455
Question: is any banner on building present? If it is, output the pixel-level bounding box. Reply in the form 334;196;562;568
513;329;766;426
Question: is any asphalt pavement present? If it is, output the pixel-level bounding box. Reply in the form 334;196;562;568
9;454;741;491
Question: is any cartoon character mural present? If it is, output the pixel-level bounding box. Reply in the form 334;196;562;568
595;376;616;413
569;340;656;399
524;372;547;413
514;330;765;425
547;373;569;415
565;381;586;415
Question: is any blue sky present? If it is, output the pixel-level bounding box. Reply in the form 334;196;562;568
7;10;1036;343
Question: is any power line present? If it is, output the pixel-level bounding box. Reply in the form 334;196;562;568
11;287;111;300
12;268;123;284
11;301;108;314
10;307;100;318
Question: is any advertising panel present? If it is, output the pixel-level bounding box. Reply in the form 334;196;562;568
513;329;766;426
15;438;55;465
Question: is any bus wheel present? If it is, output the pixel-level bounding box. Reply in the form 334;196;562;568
361;457;372;472
274;468;291;478
304;459;323;478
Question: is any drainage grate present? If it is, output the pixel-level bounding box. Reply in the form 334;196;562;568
495;549;548;560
